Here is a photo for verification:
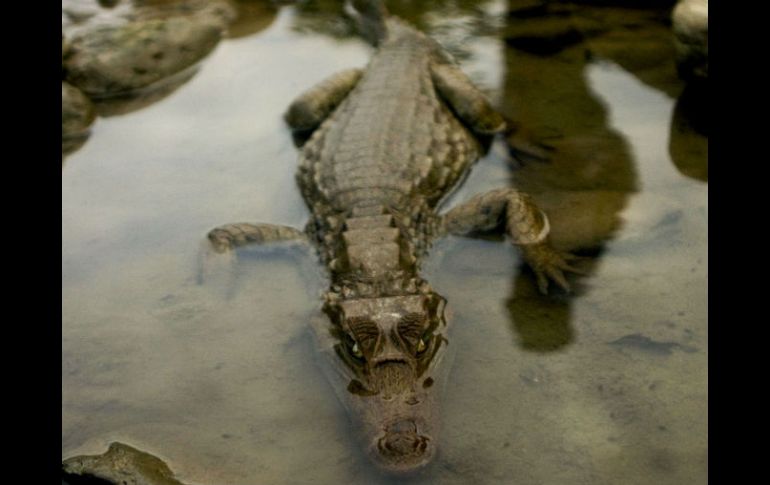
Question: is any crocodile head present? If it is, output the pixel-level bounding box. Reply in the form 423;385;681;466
324;289;449;474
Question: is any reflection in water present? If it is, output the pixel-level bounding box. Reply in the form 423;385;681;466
90;65;201;117
507;273;574;351
289;0;502;60
225;0;278;39
499;0;707;353
290;0;487;37
502;0;640;351
668;82;707;181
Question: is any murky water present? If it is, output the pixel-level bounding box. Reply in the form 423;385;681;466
62;1;707;484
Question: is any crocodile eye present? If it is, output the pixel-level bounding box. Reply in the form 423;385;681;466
352;342;363;358
417;337;427;354
344;333;365;361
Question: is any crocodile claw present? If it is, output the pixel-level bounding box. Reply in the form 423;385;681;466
519;242;585;295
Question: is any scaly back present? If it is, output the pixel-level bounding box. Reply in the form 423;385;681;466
297;12;481;214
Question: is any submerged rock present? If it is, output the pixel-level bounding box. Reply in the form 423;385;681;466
608;333;698;356
62;81;96;137
672;0;708;81
63;13;224;96
62;442;189;485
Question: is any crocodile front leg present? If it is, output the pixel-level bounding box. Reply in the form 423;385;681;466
441;188;581;294
199;223;309;288
430;63;506;135
207;223;307;252
430;63;553;163
284;68;363;131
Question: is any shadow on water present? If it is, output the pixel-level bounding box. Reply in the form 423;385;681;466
668;81;707;181
501;0;640;352
498;0;700;352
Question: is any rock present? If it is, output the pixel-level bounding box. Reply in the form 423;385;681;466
226;0;279;39
62;0;102;26
130;0;237;29
62;133;91;160
92;65;199;116
671;0;708;81
62;81;96;136
62;442;189;485
63;13;224;96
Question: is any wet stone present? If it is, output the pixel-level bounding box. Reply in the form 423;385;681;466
91;66;199;117
225;0;280;39
64;14;224;96
62;442;189;485
62;81;96;136
62;133;91;160
672;0;708;81
63;0;102;25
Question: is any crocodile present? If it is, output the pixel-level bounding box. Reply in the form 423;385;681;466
206;0;580;474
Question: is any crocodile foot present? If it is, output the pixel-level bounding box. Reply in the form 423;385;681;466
518;242;585;294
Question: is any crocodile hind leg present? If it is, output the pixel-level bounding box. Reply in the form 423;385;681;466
441;188;582;294
284;68;363;132
199;223;309;289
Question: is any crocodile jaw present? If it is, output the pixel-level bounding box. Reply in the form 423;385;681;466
352;384;440;474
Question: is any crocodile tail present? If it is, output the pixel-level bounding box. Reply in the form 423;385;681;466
349;0;389;44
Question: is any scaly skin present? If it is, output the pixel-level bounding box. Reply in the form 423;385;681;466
207;2;580;475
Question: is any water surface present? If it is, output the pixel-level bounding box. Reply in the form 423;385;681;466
63;2;707;484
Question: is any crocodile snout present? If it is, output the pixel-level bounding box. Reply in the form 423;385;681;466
372;419;434;473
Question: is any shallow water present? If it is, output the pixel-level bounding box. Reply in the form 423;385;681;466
62;1;707;484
